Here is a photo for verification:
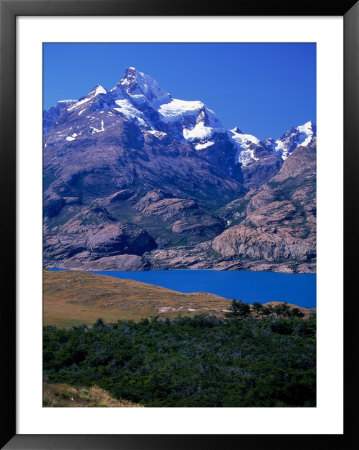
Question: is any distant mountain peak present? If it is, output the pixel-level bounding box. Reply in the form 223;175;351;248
43;99;78;134
303;119;314;126
65;85;108;113
228;128;262;167
120;67;140;85
264;120;316;160
43;69;315;177
231;126;242;134
296;120;315;134
116;67;172;108
122;66;142;79
87;85;107;98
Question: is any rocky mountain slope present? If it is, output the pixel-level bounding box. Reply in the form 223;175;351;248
43;68;316;273
212;141;316;273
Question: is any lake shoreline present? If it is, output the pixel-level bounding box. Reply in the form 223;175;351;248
47;267;316;308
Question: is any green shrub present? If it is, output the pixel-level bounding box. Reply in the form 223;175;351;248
43;314;316;407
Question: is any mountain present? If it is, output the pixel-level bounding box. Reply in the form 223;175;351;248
43;99;77;134
263;121;316;160
213;140;317;273
227;127;283;190
43;67;316;273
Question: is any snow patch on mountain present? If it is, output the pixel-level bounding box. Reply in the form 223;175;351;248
297;121;315;147
89;85;107;97
229;127;261;166
157;98;224;148
183;122;215;141
113;99;147;125
90;120;105;134
237;149;259;166
195;141;214;150
265;121;316;160
148;130;168;137
65;133;78;141
68;98;90;111
68;85;107;111
158;99;204;122
230;128;260;148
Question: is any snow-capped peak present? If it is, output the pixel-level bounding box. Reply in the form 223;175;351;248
44;66;315;167
114;67;172;108
87;85;107;98
67;85;107;112
108;68;225;148
43;99;79;134
265;120;316;160
229;128;260;145
229;127;261;166
231;126;243;134
296;120;314;137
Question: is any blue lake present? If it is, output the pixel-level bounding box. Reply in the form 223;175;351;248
81;269;316;308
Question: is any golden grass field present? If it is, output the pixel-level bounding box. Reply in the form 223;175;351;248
43;382;143;407
43;269;234;327
43;269;314;327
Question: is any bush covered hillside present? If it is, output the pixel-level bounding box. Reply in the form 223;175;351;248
44;310;316;407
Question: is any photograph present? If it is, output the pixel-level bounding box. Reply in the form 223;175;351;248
42;42;317;408
2;0;356;445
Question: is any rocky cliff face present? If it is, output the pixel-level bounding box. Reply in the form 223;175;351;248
43;68;316;273
212;142;316;273
43;99;77;134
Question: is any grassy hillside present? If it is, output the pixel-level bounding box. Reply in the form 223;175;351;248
43;382;143;407
43;269;233;327
43;269;314;327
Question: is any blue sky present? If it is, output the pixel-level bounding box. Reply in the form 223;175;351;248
43;43;316;140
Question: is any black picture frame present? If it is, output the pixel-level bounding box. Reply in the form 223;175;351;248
1;0;358;448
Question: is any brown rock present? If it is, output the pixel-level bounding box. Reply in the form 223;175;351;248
43;205;157;265
212;224;315;263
